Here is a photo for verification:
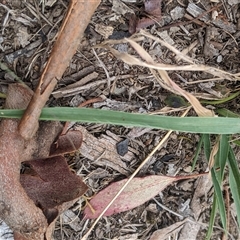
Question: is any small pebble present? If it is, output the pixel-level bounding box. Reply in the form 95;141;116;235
217;55;223;63
116;138;129;156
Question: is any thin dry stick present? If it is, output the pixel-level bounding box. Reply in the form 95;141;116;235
92;48;111;88
81;107;191;240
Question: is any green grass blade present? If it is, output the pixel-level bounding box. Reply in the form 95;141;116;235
211;168;227;230
203;134;211;160
1;108;240;134
216;108;240;118
228;148;240;183
228;148;240;227
216;135;229;181
229;170;240;228
232;139;240;146
201;91;240;105
191;134;204;171
205;195;218;240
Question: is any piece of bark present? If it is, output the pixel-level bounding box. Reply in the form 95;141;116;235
76;126;134;175
18;0;100;140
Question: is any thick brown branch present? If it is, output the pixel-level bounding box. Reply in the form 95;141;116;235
0;84;48;240
18;0;100;140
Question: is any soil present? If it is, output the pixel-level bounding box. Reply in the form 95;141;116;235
0;0;240;240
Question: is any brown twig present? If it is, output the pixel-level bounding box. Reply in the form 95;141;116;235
18;0;100;140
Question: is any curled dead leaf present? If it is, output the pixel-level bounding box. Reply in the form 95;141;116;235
50;130;83;156
20;156;88;222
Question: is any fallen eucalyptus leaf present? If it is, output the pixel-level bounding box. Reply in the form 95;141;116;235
84;173;206;219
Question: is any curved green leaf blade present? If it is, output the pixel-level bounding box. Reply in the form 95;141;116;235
211;168;226;230
216;135;229;181
205;195;218;240
201;91;240;105
228;148;240;227
191;134;204;171
203;134;211;160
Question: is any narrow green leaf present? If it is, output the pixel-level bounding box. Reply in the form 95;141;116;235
205;195;218;240
211;168;227;230
229;171;240;228
216;108;240;118
201;91;240;105
1;108;240;134
0;92;6;98
203;134;211;160
228;148;240;227
233;139;240;146
216;135;229;182
191;134;204;171
228;148;240;194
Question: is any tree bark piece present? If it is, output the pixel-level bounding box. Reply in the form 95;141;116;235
76;126;135;175
18;0;101;140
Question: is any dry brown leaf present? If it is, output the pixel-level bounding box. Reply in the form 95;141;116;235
103;44;236;80
209;137;220;169
20;156;88;213
125;38;153;63
123;39;213;117
157;70;214;116
49;130;83;156
84;173;206;219
140;30;195;64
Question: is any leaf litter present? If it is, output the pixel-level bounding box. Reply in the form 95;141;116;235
1;0;240;239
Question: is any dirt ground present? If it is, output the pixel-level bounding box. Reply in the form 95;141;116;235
0;0;240;239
